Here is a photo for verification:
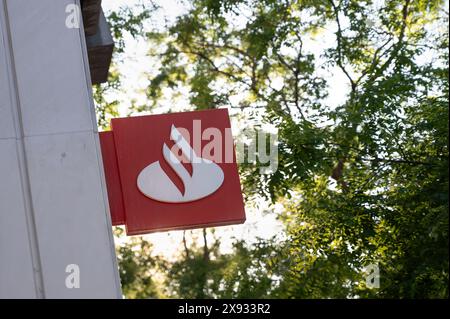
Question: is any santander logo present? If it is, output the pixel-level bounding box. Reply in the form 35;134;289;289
100;109;246;234
137;125;225;203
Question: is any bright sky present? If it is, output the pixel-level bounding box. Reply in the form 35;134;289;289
100;0;363;258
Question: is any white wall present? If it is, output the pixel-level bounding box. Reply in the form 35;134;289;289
0;0;121;298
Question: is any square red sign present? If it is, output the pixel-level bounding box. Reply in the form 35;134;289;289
108;109;245;235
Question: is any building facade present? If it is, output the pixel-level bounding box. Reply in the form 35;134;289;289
0;0;121;298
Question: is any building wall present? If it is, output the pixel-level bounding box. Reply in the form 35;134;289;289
0;0;121;298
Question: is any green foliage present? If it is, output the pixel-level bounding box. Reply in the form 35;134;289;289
98;0;449;299
162;231;290;299
114;228;165;299
92;65;121;130
107;2;157;54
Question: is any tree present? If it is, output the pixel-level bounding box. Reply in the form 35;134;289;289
162;229;291;298
114;228;165;299
97;0;449;298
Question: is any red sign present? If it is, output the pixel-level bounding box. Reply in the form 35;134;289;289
99;109;246;235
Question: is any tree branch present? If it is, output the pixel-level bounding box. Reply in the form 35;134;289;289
329;0;356;92
202;228;209;262
183;231;190;259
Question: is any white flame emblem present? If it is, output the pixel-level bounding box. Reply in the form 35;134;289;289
137;125;224;203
